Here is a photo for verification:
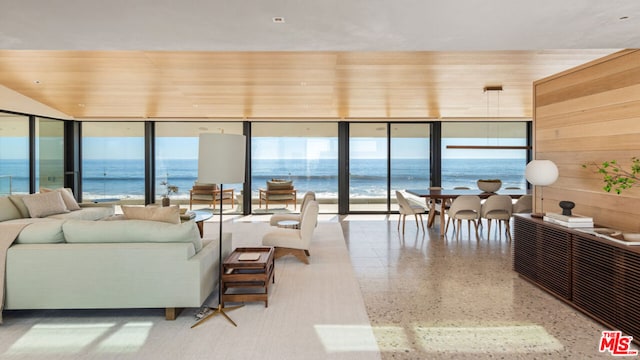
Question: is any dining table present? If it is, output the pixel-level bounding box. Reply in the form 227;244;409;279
405;188;530;236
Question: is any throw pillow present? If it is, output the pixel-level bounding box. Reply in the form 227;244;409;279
121;205;180;224
40;187;81;211
0;196;23;221
22;191;70;218
8;194;30;218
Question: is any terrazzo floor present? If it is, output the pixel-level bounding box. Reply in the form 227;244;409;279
340;214;638;359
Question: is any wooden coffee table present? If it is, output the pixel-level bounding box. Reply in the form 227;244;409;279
221;247;275;307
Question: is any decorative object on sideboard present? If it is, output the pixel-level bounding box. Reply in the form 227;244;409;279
160;180;178;207
477;179;502;193
582;157;639;194
558;201;575;216
525;160;559;218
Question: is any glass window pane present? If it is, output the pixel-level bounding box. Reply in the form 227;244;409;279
349;123;388;212
0;113;29;194
441;122;528;190
391;124;430;211
82;122;145;204
36;118;65;191
155;122;243;210
251;122;338;213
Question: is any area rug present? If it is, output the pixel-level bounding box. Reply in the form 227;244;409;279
0;221;380;360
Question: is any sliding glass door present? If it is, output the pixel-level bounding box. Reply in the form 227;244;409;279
349;123;388;211
0;114;29;194
155;122;243;209
391;124;430;211
35;118;65;191
81;122;145;204
251;122;338;213
441;122;528;190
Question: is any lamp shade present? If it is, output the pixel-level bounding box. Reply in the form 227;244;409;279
525;160;558;186
198;133;246;184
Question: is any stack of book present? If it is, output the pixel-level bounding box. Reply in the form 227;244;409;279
180;211;196;220
543;213;594;228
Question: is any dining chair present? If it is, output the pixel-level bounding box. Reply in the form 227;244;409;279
395;191;427;234
446;195;481;240
481;194;513;241
512;194;533;214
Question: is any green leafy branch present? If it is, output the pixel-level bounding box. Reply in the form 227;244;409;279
582;157;640;194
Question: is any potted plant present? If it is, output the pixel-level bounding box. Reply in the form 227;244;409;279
160;180;179;206
582;157;640;194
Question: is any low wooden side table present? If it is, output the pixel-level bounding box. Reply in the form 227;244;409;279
221;247;275;307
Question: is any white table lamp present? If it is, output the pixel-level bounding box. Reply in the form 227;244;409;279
525;159;559;217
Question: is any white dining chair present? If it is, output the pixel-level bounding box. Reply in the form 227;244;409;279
481;194;513;241
395;191;427;234
446;195;481;240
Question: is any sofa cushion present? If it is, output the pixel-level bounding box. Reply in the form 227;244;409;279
22;191;70;218
63;219;203;252
48;206;114;221
13;219;66;244
267;180;293;190
121;205;180;224
40;187;81;211
0;197;22;221
8;195;30;218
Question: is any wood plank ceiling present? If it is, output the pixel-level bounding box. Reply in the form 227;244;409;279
0;49;617;120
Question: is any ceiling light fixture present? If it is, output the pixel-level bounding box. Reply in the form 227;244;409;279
272;17;285;23
483;85;503;92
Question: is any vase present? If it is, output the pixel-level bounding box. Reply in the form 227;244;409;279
162;196;170;207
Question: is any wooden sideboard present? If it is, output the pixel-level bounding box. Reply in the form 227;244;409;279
513;214;640;341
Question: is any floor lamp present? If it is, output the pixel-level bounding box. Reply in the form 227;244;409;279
525;159;558;218
191;133;246;328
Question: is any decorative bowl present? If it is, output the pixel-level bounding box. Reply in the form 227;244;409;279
179;208;188;215
477;179;502;193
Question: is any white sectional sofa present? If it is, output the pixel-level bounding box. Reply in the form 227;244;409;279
1;193;228;320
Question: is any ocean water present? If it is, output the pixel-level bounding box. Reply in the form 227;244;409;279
0;158;527;199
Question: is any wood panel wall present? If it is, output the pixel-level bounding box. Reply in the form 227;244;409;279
533;49;640;232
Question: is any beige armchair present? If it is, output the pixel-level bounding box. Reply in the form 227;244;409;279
188;182;234;210
259;180;297;210
269;191;316;227
262;201;319;264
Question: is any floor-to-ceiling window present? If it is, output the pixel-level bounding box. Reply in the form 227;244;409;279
441;122;528;190
251;122;338;213
35;117;64;191
0;113;29;194
349;123;388;211
155;122;243;209
391;123;431;211
81;122;145;204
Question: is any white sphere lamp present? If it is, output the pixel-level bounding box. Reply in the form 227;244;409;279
525;160;559;186
525;160;559;217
